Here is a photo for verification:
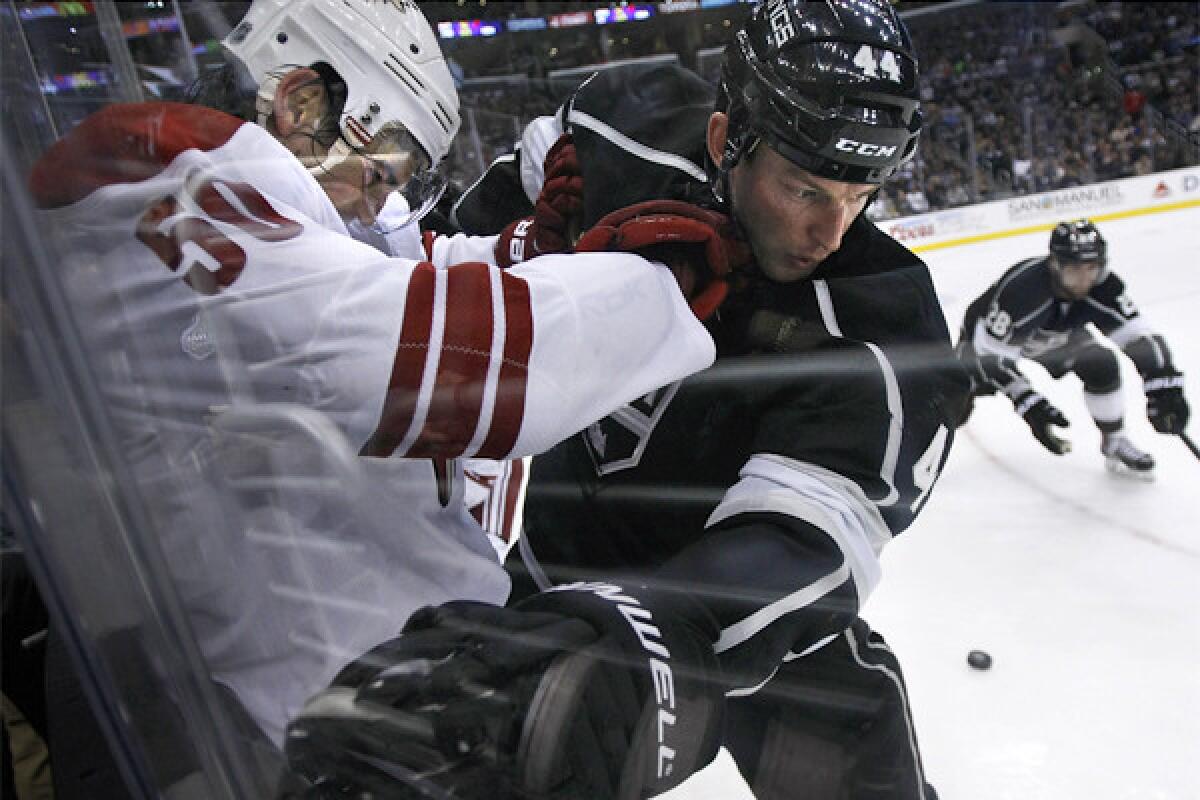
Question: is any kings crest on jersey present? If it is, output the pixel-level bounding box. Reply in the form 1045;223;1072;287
584;382;684;475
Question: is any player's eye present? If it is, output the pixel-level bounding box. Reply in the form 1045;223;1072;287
784;184;821;202
366;157;396;188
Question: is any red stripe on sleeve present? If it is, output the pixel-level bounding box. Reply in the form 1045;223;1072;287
361;262;437;457
422;230;437;260
408;263;496;457
476;270;533;458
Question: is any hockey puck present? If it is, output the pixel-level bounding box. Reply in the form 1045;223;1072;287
967;650;993;670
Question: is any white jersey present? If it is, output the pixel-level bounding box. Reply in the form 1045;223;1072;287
31;102;714;743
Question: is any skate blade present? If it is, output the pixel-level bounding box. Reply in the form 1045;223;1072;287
1105;457;1156;482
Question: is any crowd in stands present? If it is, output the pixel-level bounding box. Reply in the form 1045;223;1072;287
875;1;1198;217
437;1;1198;221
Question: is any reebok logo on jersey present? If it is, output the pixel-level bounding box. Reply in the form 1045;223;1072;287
835;138;898;159
509;218;533;264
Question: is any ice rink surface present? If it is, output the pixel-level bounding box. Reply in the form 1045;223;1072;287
870;205;1200;800
663;205;1200;799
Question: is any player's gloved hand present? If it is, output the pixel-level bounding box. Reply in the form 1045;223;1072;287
1014;390;1071;454
1144;369;1189;434
285;600;597;799
512;583;723;799
495;135;583;267
284;583;724;800
575;200;752;320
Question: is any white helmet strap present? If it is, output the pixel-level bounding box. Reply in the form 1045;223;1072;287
307;137;354;178
254;71;279;129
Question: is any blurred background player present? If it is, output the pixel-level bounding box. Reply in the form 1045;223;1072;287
956;218;1190;478
25;0;742;794
285;2;967;798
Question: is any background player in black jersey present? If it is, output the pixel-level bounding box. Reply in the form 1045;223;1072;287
284;2;967;798
956;219;1190;478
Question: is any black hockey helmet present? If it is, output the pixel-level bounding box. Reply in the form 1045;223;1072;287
715;0;922;189
1049;219;1107;263
1048;218;1108;276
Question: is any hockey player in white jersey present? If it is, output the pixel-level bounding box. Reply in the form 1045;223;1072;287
27;0;746;780
957;219;1190;477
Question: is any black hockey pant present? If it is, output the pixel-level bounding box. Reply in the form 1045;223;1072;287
724;617;936;800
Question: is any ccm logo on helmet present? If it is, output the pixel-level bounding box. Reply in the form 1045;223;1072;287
835;137;898;159
556;581;679;780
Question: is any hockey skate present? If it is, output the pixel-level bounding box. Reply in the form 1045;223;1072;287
1101;433;1155;480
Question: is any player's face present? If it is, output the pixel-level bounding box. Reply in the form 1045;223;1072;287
308;139;423;228
728;143;875;283
272;69;424;227
1054;259;1103;300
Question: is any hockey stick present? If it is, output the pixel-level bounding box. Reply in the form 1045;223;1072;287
1181;431;1200;461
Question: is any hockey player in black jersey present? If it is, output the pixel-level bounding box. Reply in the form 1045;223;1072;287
283;2;966;798
957;219;1190;478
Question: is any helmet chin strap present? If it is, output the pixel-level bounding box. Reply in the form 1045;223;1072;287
254;72;280;129
711;132;758;206
305;138;355;177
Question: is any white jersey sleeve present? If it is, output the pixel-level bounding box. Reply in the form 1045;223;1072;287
364;248;713;460
33;103;714;465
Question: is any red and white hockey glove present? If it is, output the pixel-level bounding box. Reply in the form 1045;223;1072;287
575;199;752;320
495;134;583;267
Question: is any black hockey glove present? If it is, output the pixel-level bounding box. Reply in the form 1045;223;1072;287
284;601;595;799
1014;390;1071;454
1144;369;1189;435
575;200;752;321
284;584;724;800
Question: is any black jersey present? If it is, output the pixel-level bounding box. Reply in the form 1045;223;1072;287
461;63;969;692
961;256;1171;392
963;256;1144;357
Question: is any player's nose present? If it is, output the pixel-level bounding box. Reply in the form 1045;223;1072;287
805;199;850;255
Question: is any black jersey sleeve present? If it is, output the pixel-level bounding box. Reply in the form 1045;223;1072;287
649;230;968;692
453;64;716;233
766;233;968;536
564;63;718;222
450;150;534;235
654;513;860;693
1080;273;1180;377
1084;272;1140;335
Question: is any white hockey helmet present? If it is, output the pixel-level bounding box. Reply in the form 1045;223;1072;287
224;0;460;227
